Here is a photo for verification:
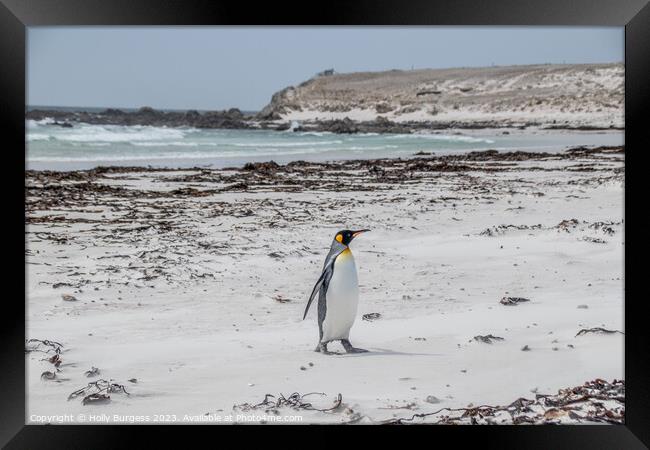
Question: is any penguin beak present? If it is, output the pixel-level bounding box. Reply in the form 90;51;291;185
352;229;370;239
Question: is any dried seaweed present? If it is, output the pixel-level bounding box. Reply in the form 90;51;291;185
234;392;342;414
82;394;112;405
25;146;622;291
362;313;382;321
575;327;624;337
40;371;57;381
481;224;542;236
43;353;62;368
500;297;530;306
26;338;63;355
68;379;130;405
84;366;101;378
472;334;504;344
385;379;624;424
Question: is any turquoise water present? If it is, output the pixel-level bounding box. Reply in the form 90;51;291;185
26;119;624;171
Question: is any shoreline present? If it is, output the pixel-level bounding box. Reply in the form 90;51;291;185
25;145;624;178
26;128;625;172
26;107;624;135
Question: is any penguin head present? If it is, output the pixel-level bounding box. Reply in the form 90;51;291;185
334;229;370;246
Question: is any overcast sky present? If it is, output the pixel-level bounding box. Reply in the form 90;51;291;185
27;27;623;111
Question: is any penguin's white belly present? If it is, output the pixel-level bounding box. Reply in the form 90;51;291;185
322;251;359;342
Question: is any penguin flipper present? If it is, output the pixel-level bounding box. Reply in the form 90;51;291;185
303;241;346;320
303;264;332;320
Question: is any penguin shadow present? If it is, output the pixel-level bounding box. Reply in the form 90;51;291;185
324;347;442;358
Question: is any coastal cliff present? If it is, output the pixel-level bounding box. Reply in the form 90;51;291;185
258;63;624;131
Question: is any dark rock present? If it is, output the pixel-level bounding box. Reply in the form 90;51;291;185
275;122;291;131
25;106;252;130
137;106;157;114
322;117;359;134
226;108;244;119
103;108;125;115
375;103;394;114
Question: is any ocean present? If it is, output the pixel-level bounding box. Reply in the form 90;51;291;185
26;118;624;171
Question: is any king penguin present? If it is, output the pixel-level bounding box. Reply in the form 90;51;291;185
303;229;370;354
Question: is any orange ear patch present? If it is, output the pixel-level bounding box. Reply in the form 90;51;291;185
335;234;343;243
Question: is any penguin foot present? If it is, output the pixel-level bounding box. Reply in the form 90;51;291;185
315;342;336;355
345;347;369;354
341;339;369;354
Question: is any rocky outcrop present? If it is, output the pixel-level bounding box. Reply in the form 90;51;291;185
257;63;625;131
26;107;253;129
257;86;301;120
293;116;416;134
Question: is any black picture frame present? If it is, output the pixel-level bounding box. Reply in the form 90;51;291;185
2;0;648;447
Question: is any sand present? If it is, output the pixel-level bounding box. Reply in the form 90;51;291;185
25;147;624;424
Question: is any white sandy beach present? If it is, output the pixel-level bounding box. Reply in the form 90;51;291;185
25;146;624;424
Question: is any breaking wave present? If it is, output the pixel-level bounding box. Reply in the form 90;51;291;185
27;125;189;143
